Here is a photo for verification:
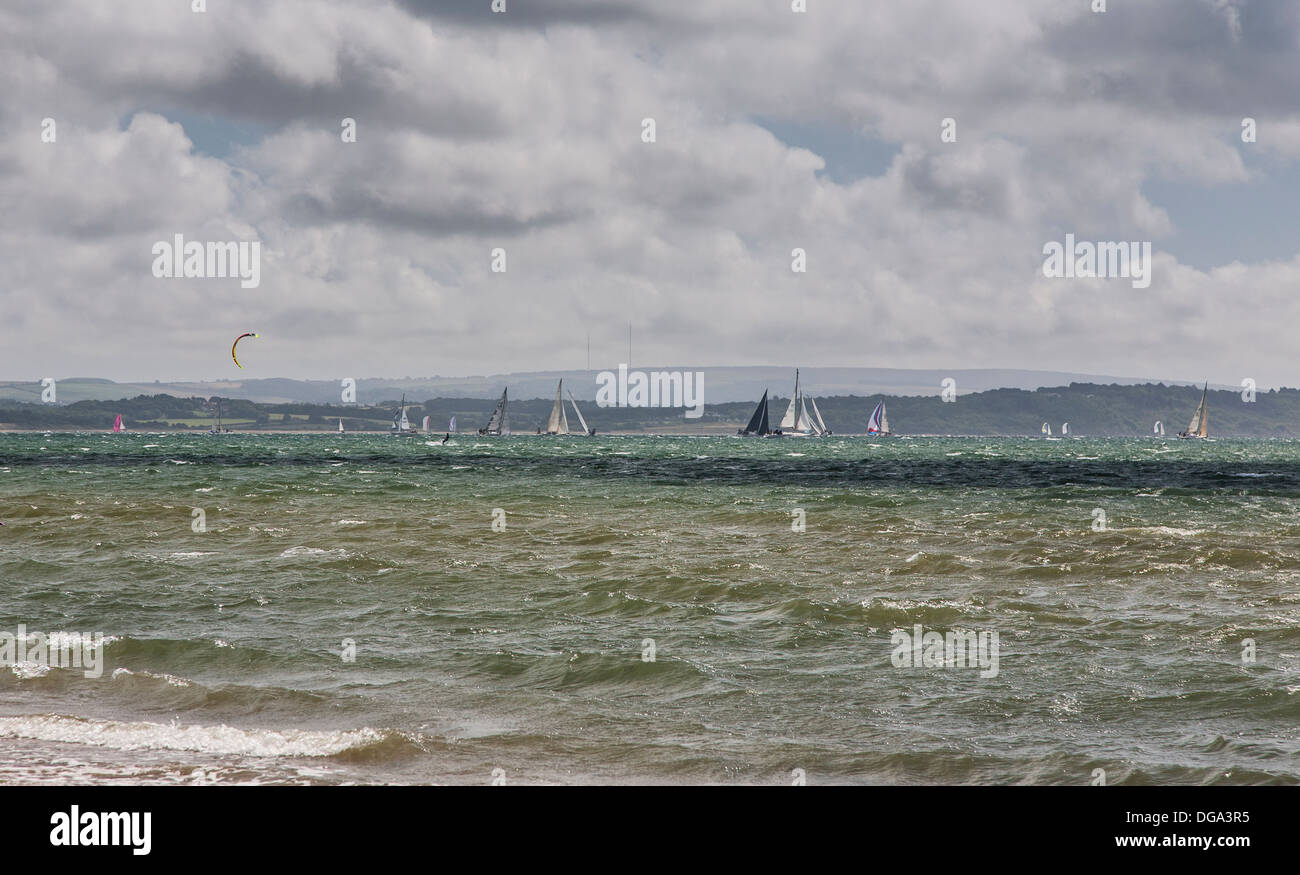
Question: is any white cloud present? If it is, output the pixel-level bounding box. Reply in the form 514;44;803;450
2;0;1300;387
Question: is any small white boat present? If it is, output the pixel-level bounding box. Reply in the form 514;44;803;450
391;394;416;435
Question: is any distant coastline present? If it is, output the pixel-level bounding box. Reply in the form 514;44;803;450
4;382;1299;437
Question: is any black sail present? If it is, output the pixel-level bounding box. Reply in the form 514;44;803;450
741;390;769;435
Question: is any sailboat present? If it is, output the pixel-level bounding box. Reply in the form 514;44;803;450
1154;420;1164;437
738;390;773;436
866;401;890;435
337;418;344;434
567;388;594;436
208;399;224;434
421;415;432;434
391;394;416;435
449;416;457;434
1178;383;1209;439
479;389;509;435
778;369;826;436
111;414;123;434
545;380;570;435
1041;422;1051;437
1062;422;1070;436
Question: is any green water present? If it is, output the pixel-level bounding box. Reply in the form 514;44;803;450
1;433;1297;784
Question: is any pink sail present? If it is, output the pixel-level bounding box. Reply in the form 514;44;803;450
112;414;123;433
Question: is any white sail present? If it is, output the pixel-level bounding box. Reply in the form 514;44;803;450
399;408;410;430
780;369;800;430
1154;420;1163;436
1062;422;1069;435
1185;384;1208;438
422;415;431;433
449;416;457;433
567;389;590;434
867;402;883;434
547;380;569;434
1041;422;1051;436
796;395;817;434
338;418;343;433
809;397;828;435
880;402;889;435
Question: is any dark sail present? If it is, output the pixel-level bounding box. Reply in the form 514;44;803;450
739;390;769;436
480;389;509;435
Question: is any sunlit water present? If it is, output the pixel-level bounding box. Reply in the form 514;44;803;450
1;433;1297;784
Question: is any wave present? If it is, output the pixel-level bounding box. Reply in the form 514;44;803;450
0;714;404;759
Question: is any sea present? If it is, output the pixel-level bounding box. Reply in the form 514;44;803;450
1;432;1297;785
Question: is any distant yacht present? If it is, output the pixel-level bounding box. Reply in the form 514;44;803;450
208;399;226;434
1061;422;1069;436
337;418;344;434
1178;383;1209;439
421;415;432;434
779;369;828;436
479;389;509;436
738;389;773;436
391;394;416;435
1041;422;1051;436
866;401;890;436
1153;420;1164;437
449;415;457;434
543;379;590;435
111;414;123;434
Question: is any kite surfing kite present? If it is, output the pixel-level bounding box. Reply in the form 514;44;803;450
232;332;258;369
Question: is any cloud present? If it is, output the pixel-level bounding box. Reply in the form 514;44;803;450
2;0;1300;388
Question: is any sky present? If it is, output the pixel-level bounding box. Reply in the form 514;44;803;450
2;0;1299;387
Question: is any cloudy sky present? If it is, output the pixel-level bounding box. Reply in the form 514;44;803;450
3;0;1299;387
